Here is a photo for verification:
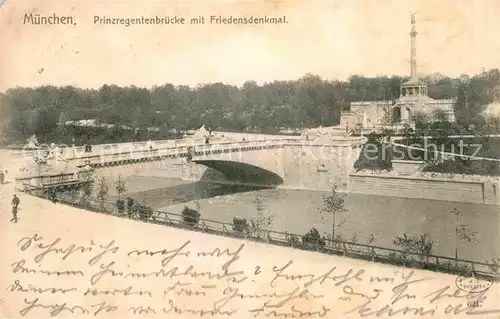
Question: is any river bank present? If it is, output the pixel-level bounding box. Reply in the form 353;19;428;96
112;175;499;263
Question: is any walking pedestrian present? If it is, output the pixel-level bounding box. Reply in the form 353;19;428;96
0;170;4;184
11;194;20;223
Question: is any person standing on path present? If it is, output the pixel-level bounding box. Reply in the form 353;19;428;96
11;194;20;223
0;170;4;184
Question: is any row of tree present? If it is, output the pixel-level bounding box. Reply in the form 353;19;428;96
1;69;499;145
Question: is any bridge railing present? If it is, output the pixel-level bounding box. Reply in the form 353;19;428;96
66;146;191;167
37;139;184;160
15;171;85;191
25;191;500;281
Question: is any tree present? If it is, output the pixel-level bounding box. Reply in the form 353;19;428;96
248;196;274;238
34;106;59;143
455;69;500;127
380;105;393;126
449;208;478;265
115;174;127;199
80;182;93;208
320;185;348;248
0;93;11;145
2;68;499;144
114;175;127;214
95;176;109;211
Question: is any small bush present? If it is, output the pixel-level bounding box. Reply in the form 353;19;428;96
232;217;248;234
45;188;58;203
126;197;134;217
391;233;434;266
302;228;326;250
287;234;300;247
181;206;200;227
116;199;125;214
68;188;79;204
134;203;154;221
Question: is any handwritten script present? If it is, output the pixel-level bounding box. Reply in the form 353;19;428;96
2;232;499;318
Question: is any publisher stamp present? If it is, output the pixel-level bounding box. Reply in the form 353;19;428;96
455;275;493;293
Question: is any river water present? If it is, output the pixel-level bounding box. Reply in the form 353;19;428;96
111;175;499;263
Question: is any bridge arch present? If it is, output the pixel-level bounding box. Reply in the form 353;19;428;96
193;159;284;187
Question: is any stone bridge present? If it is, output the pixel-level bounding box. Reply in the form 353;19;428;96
57;137;366;191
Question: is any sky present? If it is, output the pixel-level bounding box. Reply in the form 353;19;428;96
0;0;499;91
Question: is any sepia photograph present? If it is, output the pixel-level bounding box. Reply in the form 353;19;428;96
0;0;499;318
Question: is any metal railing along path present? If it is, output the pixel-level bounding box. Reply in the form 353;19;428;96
391;135;500;162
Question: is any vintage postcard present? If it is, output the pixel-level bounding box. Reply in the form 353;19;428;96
1;0;499;318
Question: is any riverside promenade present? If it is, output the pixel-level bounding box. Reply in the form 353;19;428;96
1;152;499;318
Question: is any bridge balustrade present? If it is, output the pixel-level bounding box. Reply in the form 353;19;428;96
70;146;191;167
63;137;367;167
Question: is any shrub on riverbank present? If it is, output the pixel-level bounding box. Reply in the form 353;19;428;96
181;206;200;227
398;136;500;160
232;217;248;234
356;128;500;176
423;157;500;176
353;132;393;171
390;234;434;267
302;228;326;250
116;199;125;214
134;202;154;221
126;197;135;217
